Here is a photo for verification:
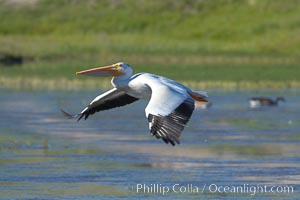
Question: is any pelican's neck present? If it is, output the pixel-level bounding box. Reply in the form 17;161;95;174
111;72;132;88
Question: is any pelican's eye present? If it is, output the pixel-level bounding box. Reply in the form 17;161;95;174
116;64;122;70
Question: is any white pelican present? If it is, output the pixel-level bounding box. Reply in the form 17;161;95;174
248;96;285;108
62;62;208;145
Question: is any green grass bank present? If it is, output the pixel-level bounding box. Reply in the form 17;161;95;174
0;0;300;89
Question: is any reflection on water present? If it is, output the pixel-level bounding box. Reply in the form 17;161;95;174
0;89;299;199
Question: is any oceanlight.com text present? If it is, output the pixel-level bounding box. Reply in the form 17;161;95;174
207;184;294;196
133;183;294;196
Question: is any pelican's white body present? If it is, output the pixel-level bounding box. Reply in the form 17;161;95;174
112;72;200;117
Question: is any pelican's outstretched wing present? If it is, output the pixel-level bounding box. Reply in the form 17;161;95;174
144;77;195;146
62;88;139;121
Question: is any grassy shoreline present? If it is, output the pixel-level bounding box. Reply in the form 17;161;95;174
1;76;300;91
1;52;299;90
1;0;300;90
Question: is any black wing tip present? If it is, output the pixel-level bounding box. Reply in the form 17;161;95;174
78;113;84;121
60;108;77;119
162;137;180;146
160;133;180;146
60;108;88;121
148;100;194;146
151;130;181;146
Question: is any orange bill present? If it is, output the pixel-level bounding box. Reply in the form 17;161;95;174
76;65;124;77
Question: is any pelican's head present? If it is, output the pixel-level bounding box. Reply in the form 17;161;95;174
76;62;133;77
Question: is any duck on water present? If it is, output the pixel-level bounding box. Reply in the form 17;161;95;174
248;97;285;108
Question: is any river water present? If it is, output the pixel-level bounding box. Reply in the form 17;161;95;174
0;89;299;199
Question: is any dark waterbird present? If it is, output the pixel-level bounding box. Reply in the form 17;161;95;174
248;96;285;108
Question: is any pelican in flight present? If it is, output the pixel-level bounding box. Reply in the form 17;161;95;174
62;62;208;145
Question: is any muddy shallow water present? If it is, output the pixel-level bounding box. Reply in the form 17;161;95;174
0;89;299;199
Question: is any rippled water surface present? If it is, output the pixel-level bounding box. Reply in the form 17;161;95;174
0;89;299;199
